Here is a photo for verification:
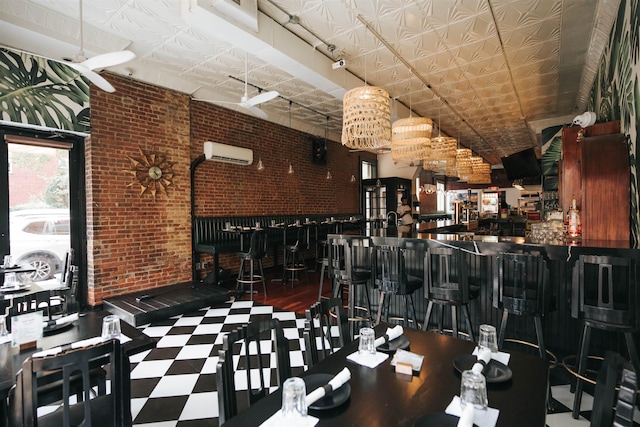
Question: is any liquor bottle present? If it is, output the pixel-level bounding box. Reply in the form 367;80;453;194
567;199;581;237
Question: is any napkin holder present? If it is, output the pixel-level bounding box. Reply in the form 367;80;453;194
11;311;44;351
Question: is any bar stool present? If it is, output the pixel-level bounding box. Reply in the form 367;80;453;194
423;246;475;341
316;239;330;301
282;225;309;286
493;252;556;358
329;236;373;333
235;229;268;300
566;255;640;419
374;241;424;328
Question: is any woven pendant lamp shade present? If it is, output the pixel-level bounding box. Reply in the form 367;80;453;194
467;159;492;184
341;86;392;150
455;148;473;177
391;117;433;162
423;135;456;172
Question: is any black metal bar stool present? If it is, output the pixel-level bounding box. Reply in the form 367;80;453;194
282;225;310;286
329;236;373;333
423;246;476;341
565;255;640;419
316;239;330;301
493;252;556;359
235;229;268;300
374;240;424;328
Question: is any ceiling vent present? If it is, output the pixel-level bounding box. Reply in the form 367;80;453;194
203;141;253;165
197;0;258;32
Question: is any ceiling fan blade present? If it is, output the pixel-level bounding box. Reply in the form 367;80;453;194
81;50;135;71
68;63;115;92
242;105;268;119
245;90;279;106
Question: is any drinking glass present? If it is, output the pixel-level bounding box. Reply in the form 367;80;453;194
478;324;498;353
101;315;122;340
225;222;231;231
0;315;8;337
4;273;17;288
270;219;276;227
255;221;260;229
358;327;375;355
3;255;12;268
295;219;301;226
281;377;307;419
460;370;488;410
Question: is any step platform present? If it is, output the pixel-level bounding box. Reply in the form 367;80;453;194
103;282;230;327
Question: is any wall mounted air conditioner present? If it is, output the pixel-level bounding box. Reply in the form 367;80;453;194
203;141;253;165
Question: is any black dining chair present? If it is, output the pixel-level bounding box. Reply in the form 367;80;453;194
304;298;352;368
216;318;292;425
9;339;126;427
590;351;637;427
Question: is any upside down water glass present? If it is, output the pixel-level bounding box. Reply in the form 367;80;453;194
281;377;307;419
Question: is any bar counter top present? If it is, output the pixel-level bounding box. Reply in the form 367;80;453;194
364;226;633;251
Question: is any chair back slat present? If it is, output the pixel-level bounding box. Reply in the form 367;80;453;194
304;298;351;367
13;339;124;427
216;318;291;425
573;255;636;327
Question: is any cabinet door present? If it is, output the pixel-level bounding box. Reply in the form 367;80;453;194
581;134;629;242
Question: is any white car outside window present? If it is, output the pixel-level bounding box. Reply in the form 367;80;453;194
9;209;70;281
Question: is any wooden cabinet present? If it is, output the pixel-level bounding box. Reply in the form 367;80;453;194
561;120;629;242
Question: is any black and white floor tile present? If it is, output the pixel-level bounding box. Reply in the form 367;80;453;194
40;300;637;426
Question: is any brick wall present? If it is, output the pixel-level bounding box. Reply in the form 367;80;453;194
87;74;367;304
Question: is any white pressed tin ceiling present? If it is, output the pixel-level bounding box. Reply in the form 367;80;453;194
0;0;620;165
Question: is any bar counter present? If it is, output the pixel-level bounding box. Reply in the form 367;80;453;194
329;229;637;358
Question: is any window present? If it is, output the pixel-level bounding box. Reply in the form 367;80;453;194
437;182;445;212
361;160;377;180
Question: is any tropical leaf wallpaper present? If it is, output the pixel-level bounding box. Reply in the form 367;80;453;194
0;48;90;133
587;0;640;246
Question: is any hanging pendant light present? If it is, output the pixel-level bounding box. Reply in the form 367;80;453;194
342;86;391;150
288;161;294;174
326;170;332;180
257;157;265;171
391;75;432;162
341;26;391;151
350;174;357;183
423;109;456;173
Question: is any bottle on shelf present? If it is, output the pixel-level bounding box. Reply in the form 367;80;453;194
567;198;582;237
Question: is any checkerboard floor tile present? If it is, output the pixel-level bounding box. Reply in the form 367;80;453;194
131;301;308;426
32;300;638;426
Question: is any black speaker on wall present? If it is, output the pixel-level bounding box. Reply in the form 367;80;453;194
311;136;327;164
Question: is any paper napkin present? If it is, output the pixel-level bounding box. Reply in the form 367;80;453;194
346;350;389;368
374;325;403;347
305;367;351;406
445;396;499;427
472;347;511;366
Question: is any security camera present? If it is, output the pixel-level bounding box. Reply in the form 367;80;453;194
332;59;346;70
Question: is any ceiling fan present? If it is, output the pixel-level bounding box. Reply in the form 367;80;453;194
196;53;279;119
64;0;135;92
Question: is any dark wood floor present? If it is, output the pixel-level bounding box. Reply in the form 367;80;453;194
229;263;331;315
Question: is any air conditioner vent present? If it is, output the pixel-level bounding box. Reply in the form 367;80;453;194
203;141;253;165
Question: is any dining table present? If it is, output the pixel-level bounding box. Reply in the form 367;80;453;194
0;310;157;427
222;324;549;427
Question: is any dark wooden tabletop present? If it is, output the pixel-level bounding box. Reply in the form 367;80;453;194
0;310;156;398
223;324;549;427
